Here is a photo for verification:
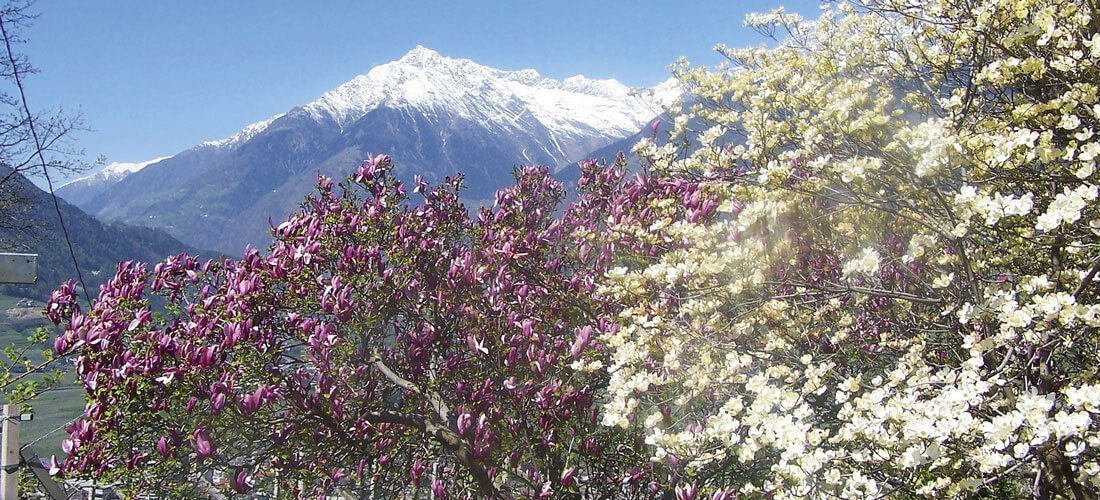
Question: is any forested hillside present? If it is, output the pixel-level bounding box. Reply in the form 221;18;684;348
0;168;210;301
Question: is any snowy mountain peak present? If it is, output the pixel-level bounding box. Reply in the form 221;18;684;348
302;46;671;142
559;75;631;99
398;45;443;66
58;47;689;255
512;68;541;83
103;157;171;177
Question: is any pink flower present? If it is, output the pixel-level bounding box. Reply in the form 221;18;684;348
676;483;698;500
45;280;78;325
457;412;473;437
211;392;227;414
229;467;251;493
238;386;268;416
193;427;216;459
466;334;488;355
571;325;593;360
409;459;426;485
431;478;448;499
53;335;69;355
47;455;63;476
560;466;577;488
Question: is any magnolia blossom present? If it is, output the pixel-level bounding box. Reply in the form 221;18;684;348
46;160;656;497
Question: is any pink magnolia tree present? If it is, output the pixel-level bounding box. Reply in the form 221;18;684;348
45;155;672;498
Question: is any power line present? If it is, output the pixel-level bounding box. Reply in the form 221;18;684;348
20;416;77;452
0;11;90;304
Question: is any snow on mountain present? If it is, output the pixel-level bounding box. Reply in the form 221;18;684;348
647;77;686;109
303;46;668;143
199;113;285;149
60;156;172;189
56;156;174;209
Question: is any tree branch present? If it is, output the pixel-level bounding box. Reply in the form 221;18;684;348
765;279;944;304
369;351;505;499
1072;255;1100;299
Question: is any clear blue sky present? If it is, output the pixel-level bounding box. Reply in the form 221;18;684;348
21;1;821;180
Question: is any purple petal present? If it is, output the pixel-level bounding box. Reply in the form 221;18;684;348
193;427;216;459
230;467;251;493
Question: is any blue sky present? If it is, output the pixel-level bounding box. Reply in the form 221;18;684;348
22;1;821;180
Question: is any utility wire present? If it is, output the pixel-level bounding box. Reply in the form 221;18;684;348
20;415;77;452
0;12;90;304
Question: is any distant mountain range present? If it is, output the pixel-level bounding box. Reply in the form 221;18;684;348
0;168;204;302
58;46;681;255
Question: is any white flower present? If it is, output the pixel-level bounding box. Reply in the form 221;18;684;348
981;411;1023;448
932;273;955;288
999;307;1033;329
955;184;978;205
1052;411;1091;439
1036;184;1098;231
155;372;176;386
1084;32;1100;58
899;445;925;468
1064;384;1100;412
1060;113;1082;130
842;248;881;277
904;233;937;262
957;303;977;324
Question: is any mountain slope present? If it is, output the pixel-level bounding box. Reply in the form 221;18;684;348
0;168;208;302
62;47;672;254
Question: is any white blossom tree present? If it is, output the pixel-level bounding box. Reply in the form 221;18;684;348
587;1;1100;497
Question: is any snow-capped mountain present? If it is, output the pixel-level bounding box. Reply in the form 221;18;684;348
303;46;663;156
62;46;679;254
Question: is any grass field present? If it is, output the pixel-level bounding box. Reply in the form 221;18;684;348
0;292;84;457
19;372;84;456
